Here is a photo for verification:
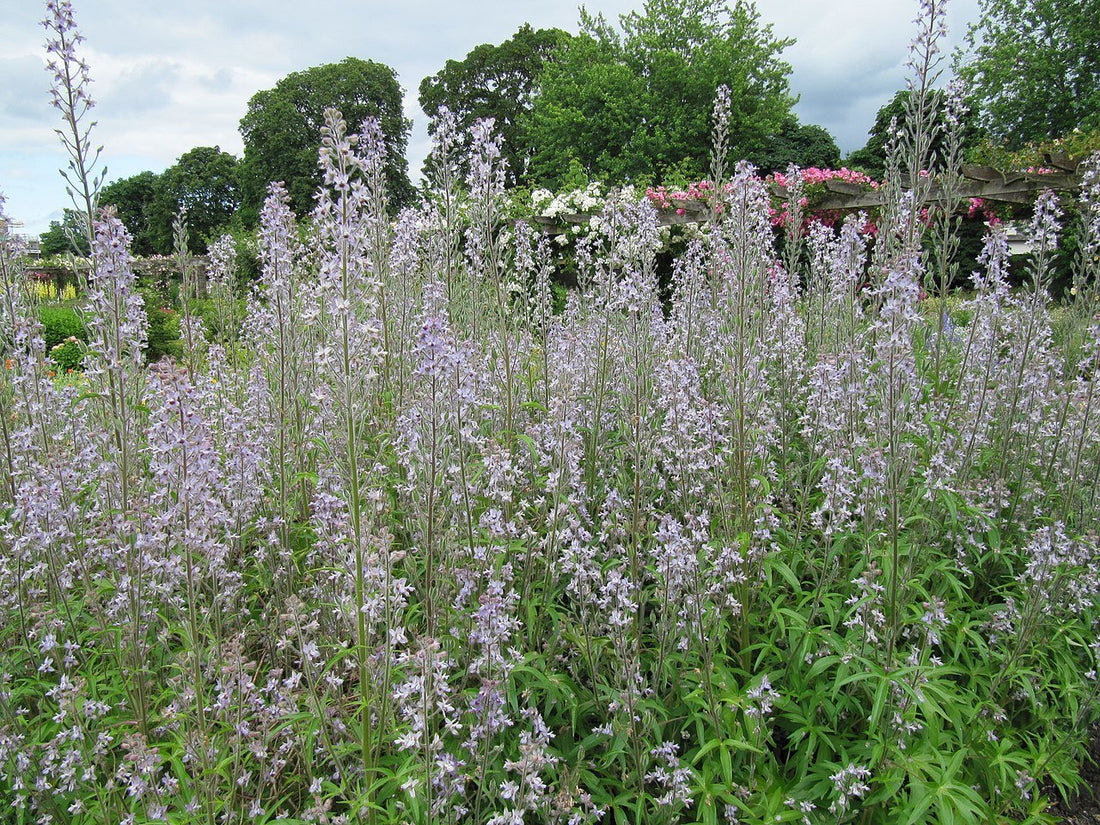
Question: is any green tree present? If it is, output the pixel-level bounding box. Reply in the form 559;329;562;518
958;0;1100;148
419;25;571;186
751;117;841;174
847;91;915;179
526;0;795;189
39;209;90;257
148;146;241;254
847;89;979;180
238;57;412;221
99;170;160;256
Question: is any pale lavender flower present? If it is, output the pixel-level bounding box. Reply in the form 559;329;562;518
244;180;317;551
465;118;508;300
1018;523;1098;616
386;206;429;385
205;233;239;346
84;210;148;372
391;637;466;819
43;2;92;112
413;314;454;381
650;512;710;651
1028;190;1062;255
745;675;780;719
201;352;271;539
765;259;808;458
918;597;949;646
462;562;521;755
1077;153;1100;275
207;233;236;289
666;239;712;359
429;105;461;186
597;566;638;639
146;362;235;604
513;220;555;334
710;84;733;184
905;0;948;90
485;706;559;824
829;763;872;814
257;182;300;298
806;214;870;355
114;732;166;805
42;0;104;223
943;77;969;132
359;116;389;213
314;109;375;310
646;741;693;809
652;355;727;502
973;222;1012;295
466;118;507;200
844;563;887;648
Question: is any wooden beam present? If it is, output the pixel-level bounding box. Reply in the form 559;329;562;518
961;164;1003;182
823;179;869;195
1043;151;1084;173
811;171;1082;210
530;166;1086;233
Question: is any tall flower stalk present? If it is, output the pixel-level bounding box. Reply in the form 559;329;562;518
246;182;313;599
312;108;389;795
84;212;152;733
43;0;105;258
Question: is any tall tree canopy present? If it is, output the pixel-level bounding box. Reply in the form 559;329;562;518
97;148;241;255
846;90;979;180
958;0;1100;148
419;25;571;186
99;170;159;256
148;146;241;254
38;209;90;257
238;57;412;221
525;0;795;189
751;117;840;175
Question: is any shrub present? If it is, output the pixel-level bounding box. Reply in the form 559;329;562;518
48;335;83;372
38;304;86;350
144;300;182;362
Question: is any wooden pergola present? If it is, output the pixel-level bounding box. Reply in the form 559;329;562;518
809;156;1085;211
530;152;1089;235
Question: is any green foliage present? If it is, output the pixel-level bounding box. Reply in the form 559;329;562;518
419;25;571;186
230;223;262;283
238;57;412;222
11;3;1100;821
99;149;242;256
847;90;981;179
139;288;183;363
951;214;989;290
751;116;841;174
99;170;160;255
38;304;86;350
149;146;241;254
525;0;795;189
920;293;974;328
967;129;1100;173
958;0;1100;149
37;292;89;373
37;208;90;257
187;295;247;345
48;336;84;373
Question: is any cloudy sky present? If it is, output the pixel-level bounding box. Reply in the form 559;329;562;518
1;0;980;237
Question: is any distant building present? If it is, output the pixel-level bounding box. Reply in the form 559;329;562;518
1001;222;1032;257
